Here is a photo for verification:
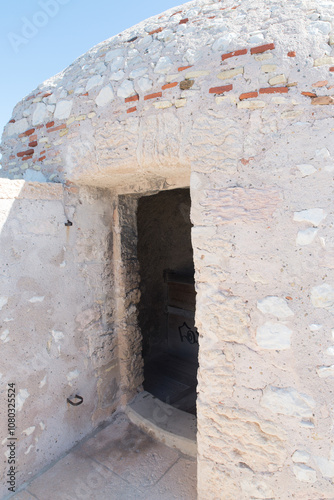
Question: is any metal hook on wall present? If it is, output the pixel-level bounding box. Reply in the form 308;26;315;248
67;394;83;406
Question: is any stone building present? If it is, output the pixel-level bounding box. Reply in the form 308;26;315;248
1;0;334;497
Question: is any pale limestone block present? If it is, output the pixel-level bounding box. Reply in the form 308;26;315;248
296;228;318;245
281;110;303;119
293;208;325;226
248;32;264;43
272;96;287;104
175;99;187;108
32;103;47;125
257;296;294;319
109;57;124;72
312;96;334;105
247;272;268;284
212;33;237;52
154;56;174;74
293;464;317;483
316;147;330;159
313;456;334;478
256;322;292;349
260;386;316;418
86;74;104;91
0;330;10;343
237;100;266;109
51;331;64;342
137;77;153;93
185;70;210;79
0;297;8;310
314;55;334;66
17;389;30;412
129;67;147;79
22;427;35;436
105;48;124;62
254;53;273;61
269;74;287;85
261;64;277;73
316;365;334;378
296;164;316;176
153;101;173;109
311;283;334;309
88;112;96;119
292;450;310;463
325;346;334;355
117;79;135;98
216;94;238;104
137;35;152;48
29;296;45;303
110;70;125;81
95;86;114;107
308;21;331;35
6;118;29;136
74;87;85;94
217;67;244;80
166;74;179;83
54;100;73;120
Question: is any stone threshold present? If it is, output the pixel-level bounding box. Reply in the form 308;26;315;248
125;390;197;458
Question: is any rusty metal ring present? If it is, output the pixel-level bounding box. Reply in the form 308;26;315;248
67;395;83;406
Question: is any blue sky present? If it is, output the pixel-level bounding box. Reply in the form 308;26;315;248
0;0;182;136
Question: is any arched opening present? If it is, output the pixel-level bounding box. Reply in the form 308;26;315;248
137;188;198;415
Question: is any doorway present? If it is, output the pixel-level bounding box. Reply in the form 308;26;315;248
137;188;198;415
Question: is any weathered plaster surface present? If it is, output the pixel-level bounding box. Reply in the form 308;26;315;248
0;180;122;496
1;0;334;498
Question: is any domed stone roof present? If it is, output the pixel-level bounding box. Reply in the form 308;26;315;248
1;0;334;188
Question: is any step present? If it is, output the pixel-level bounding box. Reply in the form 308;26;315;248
125;391;197;458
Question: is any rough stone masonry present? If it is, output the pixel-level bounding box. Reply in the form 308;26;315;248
1;0;334;498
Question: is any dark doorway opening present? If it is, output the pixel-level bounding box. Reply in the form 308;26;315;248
137;188;198;415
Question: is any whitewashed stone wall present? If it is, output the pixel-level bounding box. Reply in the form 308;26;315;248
1;0;334;498
0;180;125;497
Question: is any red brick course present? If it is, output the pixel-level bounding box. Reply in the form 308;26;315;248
178;65;192;72
17;149;34;158
239;91;258;100
47;124;66;133
287;51;296;57
221;49;247;61
250;43;275;55
127;106;137;113
125;95;139;103
144;92;162;100
18;128;35;138
259;86;288;94
149;27;163;35
209;84;233;94
301;91;317;97
162;82;178;90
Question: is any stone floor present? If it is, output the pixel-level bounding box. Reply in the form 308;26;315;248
11;412;197;500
